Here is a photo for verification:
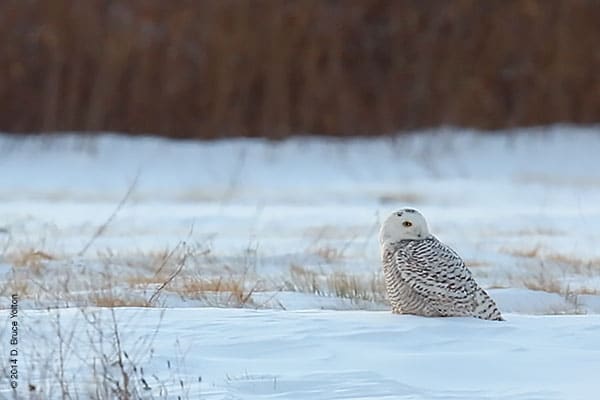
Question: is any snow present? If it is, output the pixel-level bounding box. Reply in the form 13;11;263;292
2;127;600;311
2;307;600;399
2;126;600;398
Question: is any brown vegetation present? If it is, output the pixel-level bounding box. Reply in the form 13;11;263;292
2;1;600;139
6;248;55;274
502;245;543;259
90;293;150;308
501;245;600;275
285;265;387;304
178;275;264;307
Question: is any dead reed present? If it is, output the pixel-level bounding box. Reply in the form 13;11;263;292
2;1;600;138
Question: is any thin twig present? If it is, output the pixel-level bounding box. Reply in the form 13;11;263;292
149;225;196;305
152;241;185;279
110;308;131;400
78;172;140;257
148;249;188;305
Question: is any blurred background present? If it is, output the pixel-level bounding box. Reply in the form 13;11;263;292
2;0;600;313
3;3;600;397
2;0;600;139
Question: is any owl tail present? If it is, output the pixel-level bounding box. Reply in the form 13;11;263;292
473;288;504;321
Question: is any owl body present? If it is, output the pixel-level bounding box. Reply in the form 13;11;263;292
379;209;503;321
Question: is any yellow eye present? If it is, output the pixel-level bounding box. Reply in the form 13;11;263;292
402;221;412;227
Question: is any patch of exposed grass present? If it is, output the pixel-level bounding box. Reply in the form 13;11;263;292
312;246;345;262
479;228;564;238
574;287;600;295
501;245;542;259
377;192;424;205
502;245;600;276
486;284;511;290
465;259;491;268
545;253;600;275
285;264;324;295
176;269;265;308
6;248;56;274
520;272;564;294
283;265;387;305
513;228;564;237
326;271;386;303
3;232;598;313
0;278;30;300
514;174;600;188
90;294;151;308
125;274;168;288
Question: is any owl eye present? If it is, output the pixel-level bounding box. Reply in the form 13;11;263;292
402;221;413;227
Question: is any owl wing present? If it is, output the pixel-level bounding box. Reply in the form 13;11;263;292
394;237;480;314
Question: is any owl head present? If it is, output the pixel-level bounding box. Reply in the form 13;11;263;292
379;208;430;244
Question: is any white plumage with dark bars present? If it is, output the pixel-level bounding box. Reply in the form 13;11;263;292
379;208;503;321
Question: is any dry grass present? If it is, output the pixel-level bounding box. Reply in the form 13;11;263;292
325;271;387;303
513;228;564;237
514;174;600;189
284;265;387;305
520;272;564;294
6;248;56;274
501;245;543;259
487;284;511;290
0;248;55;303
479;228;562;238
574;287;600;296
8;241;599;310
3;1;600;138
174;189;230;203
464;259;491;268
175;245;265;308
3;234;599;312
125;274;168;288
312;246;345;263
0;239;275;309
502;266;600;301
0;278;30;299
90;294;151;308
4;237;600;312
24;307;178;399
501;244;600;299
545;253;600;275
378;192;424;205
502;245;600;275
285;264;324;296
178;275;264;308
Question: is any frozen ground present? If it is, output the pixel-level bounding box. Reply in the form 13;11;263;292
2;307;600;399
1;126;600;311
1;127;600;398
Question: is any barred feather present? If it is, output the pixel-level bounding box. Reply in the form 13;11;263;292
382;236;503;321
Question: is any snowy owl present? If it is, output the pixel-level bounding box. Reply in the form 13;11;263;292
379;208;503;321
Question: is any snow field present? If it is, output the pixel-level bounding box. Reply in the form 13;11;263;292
2;307;599;399
2;127;600;398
